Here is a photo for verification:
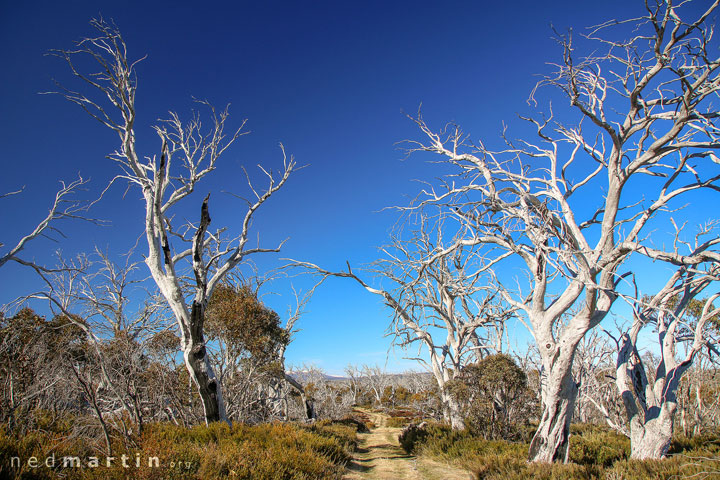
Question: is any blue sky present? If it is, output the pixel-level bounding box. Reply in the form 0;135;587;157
1;0;713;375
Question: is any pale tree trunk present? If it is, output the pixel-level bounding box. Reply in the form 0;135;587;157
440;388;465;430
267;378;286;420
629;417;673;460
618;349;680;461
285;374;316;422
528;366;578;463
429;349;466;431
614;270;720;459
693;384;704;436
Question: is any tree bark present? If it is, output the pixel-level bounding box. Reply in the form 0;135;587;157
629;419;672;460
528;368;578;463
285;373;316;422
441;389;466;430
183;300;226;424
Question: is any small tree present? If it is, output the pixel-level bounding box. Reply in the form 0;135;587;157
450;354;536;440
205;283;288;422
0;309;86;433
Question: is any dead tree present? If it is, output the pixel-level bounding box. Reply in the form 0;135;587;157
406;0;720;462
51;19;296;424
294;212;514;430
611;226;720;459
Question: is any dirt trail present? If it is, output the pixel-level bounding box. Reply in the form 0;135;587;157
343;409;474;480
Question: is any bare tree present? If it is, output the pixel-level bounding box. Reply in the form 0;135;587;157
344;364;363;405
573;329;618;426
294;212;513;430
289;365;351;420
271;284;319;422
360;364;392;407
405;0;720;462
51;19;297;424
676;348;720;436
21;249;174;442
611;227;719;459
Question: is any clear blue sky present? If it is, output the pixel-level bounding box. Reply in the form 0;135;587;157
1;0;710;374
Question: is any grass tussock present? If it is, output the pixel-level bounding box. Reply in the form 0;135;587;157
0;419;359;480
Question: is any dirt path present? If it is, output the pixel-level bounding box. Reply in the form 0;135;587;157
343;409;474;480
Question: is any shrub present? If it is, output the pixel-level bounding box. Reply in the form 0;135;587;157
607;455;720;480
568;425;630;467
333;416;370;433
450;354;537;441
0;420;356;480
398;421;434;454
387;417;411;428
406;419;720;480
668;432;720;455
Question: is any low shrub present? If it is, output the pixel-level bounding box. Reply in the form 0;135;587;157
386;417;411;428
406;420;720;480
0;420;356;480
398;421;434;453
333;416;370;433
607;455;720;480
568;426;630;467
668;432;720;455
386;409;416;418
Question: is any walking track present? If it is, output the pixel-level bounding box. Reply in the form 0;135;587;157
343;409;474;480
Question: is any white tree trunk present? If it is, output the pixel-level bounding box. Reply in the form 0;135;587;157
629;419;672;460
440;389;466;430
528;367;578;463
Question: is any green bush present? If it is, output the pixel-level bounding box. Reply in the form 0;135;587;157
332;416;370;434
668;432;720;455
398;422;438;454
568;426;630;467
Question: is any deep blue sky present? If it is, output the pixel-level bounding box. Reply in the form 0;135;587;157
2;0;710;374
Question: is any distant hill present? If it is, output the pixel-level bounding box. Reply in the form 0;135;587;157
287;370;432;384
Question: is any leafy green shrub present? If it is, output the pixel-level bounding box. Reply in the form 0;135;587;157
386;409;416;418
449;354;537;441
398;422;435;453
399;421;527;462
333;416;370;433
